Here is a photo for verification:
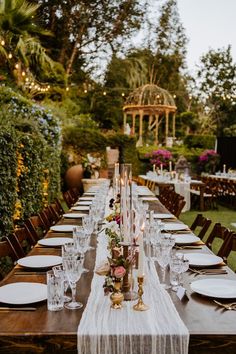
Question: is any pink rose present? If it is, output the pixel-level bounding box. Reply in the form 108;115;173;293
113;266;126;279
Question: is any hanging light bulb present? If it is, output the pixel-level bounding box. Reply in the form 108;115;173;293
84;89;88;93
15;63;19;69
121;92;125;97
1;40;5;46
66;87;69;91
173;94;176;99
22;71;26;76
103;91;107;96
8;53;12;59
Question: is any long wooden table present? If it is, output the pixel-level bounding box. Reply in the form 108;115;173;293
0;196;236;354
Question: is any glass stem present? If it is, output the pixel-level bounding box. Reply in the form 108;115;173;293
71;282;76;303
161;266;166;284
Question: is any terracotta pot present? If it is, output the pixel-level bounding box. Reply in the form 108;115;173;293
65;164;83;192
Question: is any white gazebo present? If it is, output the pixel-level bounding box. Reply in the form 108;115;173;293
123;84;177;146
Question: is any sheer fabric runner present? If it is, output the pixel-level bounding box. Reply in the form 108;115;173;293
77;200;189;354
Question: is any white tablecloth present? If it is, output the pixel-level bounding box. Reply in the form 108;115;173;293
77;199;189;354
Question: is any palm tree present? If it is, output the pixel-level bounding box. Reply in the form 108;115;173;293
0;0;64;85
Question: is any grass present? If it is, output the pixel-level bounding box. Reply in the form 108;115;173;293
179;204;236;271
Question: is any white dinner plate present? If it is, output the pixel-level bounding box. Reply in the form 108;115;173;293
78;197;94;201
174;234;200;245
75;201;93;206
17;255;62;269
38;237;72;247
71;206;90;211
183;253;223;267
163;223;189;231
50;225;77;232
140;197;157;201
0;282;47;305
147;213;174;219
191;279;236;299
63;213;86;218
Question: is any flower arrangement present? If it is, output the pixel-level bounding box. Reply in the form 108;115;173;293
198;149;220;173
82;153;101;178
146;149;172;168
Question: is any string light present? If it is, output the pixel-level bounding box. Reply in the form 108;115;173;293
103;91;107;96
15;63;19;69
173;94;176;98
121;92;125;97
1;40;5;46
8;53;12;59
66;87;69;91
84;89;88;93
22;71;26;76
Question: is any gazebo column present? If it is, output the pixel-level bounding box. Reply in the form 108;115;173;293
154;114;159;145
172;112;176;138
123;112;127;133
136;111;144;147
165;111;169;143
131;113;136;135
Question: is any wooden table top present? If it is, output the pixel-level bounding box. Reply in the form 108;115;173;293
0;198;236;354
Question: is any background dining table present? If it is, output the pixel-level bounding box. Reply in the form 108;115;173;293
0;195;236;354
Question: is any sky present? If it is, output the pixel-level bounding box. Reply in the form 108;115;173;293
177;0;236;74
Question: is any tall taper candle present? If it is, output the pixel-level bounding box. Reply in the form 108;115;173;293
169;161;172;172
138;230;144;277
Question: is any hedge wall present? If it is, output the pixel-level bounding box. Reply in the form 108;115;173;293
0;86;61;237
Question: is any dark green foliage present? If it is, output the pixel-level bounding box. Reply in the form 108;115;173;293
63;126;108;154
0;86;61;237
107;133;141;176
184;135;216;149
0;128;18;237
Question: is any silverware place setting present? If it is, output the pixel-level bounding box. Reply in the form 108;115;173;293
189;268;228;276
213;300;236;311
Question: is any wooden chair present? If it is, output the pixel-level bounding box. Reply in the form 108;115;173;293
205;223;231;250
0;238;19;280
63;190;75;208
25;215;47;241
171;197;186;218
190;214;212;239
216;232;236;264
54;198;66;216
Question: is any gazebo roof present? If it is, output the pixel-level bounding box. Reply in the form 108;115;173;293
123;84;176;113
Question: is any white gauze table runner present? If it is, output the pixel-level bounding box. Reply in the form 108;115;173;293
77;200;189;354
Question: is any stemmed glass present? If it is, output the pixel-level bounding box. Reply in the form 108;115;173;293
156;235;175;289
82;215;94;250
63;255;83;310
73;226;89;273
170;254;189;291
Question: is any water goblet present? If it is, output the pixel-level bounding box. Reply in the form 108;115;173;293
63;255;83;310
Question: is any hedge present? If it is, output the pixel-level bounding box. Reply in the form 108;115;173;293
0;86;61;237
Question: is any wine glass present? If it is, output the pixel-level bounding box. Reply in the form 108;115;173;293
63;255;83;310
73;226;89;273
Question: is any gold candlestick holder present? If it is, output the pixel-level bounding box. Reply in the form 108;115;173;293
133;276;149;311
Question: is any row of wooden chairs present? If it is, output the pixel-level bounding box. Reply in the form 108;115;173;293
0;198;66;280
159;186;186;218
63;188;80;208
190;213;236;267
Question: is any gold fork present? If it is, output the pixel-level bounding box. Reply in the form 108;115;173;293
214;300;236;310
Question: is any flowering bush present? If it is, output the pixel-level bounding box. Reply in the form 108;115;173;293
198;149;220;173
146;149;172;168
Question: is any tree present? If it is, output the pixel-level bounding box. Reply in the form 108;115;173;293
0;0;65;85
196;46;236;136
32;0;143;77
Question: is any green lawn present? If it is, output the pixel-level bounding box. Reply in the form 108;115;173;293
179;204;236;271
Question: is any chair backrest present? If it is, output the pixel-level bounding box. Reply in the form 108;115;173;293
25;215;47;240
14;225;37;248
63;190;75;208
190;214;212;239
54;198;65;216
171;197;186;218
217;232;236;263
0;238;19;280
205;223;231;250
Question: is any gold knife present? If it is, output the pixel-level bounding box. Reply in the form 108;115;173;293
0;307;36;311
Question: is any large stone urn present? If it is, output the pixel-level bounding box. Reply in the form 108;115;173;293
65;164;83;192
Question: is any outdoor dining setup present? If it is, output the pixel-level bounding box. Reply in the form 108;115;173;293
0;163;236;354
